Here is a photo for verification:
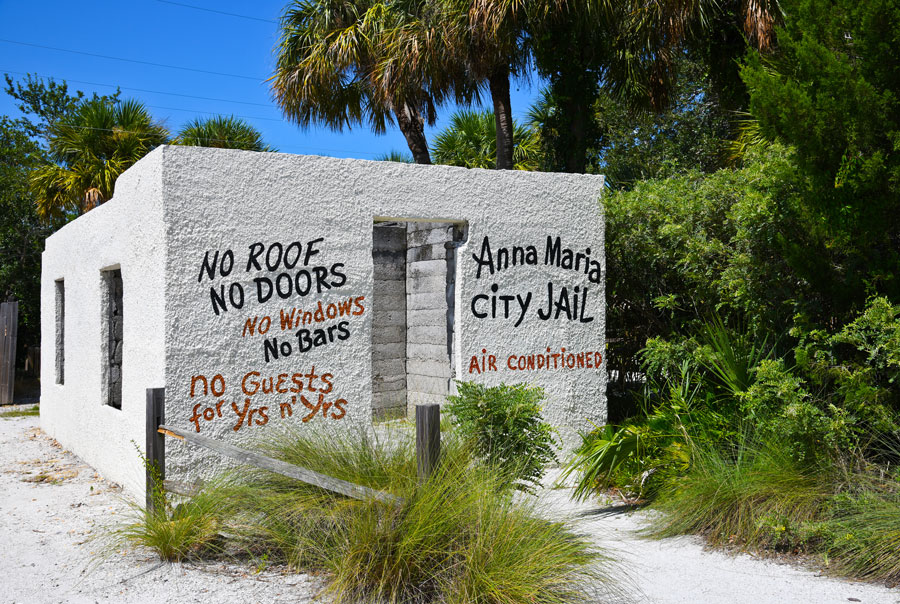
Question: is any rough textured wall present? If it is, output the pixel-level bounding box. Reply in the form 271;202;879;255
371;223;407;417
159;145;606;488
54;280;64;384
40;152;166;499
406;222;456;410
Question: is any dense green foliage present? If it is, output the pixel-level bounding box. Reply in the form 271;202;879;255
742;0;900;314
0;118;51;351
529;55;735;185
446;381;559;491
569;14;900;567
603;144;802;399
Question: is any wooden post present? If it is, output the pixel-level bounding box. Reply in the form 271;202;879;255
416;403;440;483
145;387;165;512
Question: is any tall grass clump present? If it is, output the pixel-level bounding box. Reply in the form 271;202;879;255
824;491;900;583
112;450;222;562
208;428;613;604
652;435;829;550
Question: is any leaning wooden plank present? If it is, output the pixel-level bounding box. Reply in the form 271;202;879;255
163;479;201;497
158;424;403;506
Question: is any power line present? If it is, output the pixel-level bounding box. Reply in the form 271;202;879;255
2;69;389;156
146;104;285;122
2;69;275;109
40;122;383;156
2;69;276;109
155;0;277;24
0;38;264;81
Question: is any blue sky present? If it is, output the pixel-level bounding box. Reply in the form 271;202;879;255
0;0;543;160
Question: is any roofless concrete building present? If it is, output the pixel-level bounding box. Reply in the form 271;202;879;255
41;146;606;499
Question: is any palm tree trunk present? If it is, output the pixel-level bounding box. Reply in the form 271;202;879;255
395;103;432;165
488;67;514;170
554;73;594;174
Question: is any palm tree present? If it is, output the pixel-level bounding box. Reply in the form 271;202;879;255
431;0;543;170
272;0;445;164
432;109;540;170
30;98;169;221
375;150;413;163
174;116;274;151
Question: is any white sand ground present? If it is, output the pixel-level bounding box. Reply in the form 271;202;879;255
1;410;898;604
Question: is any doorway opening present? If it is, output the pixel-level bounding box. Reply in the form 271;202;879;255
371;218;468;419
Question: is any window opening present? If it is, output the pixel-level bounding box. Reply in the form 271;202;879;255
101;268;123;409
55;279;64;385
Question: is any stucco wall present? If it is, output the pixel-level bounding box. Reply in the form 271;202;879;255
160;146;606;485
40;151;167;497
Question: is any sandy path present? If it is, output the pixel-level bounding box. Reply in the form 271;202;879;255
2;411;898;603
0;413;323;604
539;474;900;604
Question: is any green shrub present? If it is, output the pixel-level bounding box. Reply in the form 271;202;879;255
446;381;559;491
795;297;900;431
564;361;717;500
604;144;805;394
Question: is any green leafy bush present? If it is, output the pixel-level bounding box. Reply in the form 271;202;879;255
795;297;900;432
446;381;559;491
604;144;805;404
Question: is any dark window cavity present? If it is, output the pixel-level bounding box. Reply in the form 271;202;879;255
102;268;123;409
55;280;64;385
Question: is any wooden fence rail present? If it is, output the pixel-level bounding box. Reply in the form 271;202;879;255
146;389;442;512
158;422;403;506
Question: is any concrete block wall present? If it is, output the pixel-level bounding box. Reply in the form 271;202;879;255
406;222;456;409
371;224;407;416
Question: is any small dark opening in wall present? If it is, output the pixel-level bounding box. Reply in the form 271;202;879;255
102;268;123;410
55;279;64;385
371;218;468;419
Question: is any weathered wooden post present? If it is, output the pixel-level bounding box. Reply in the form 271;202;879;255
416;403;440;483
145;387;165;512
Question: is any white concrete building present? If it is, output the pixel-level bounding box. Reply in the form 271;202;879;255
41;146;606;499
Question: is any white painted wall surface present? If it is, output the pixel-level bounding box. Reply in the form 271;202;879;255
160;146;605;485
40;151;166;498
